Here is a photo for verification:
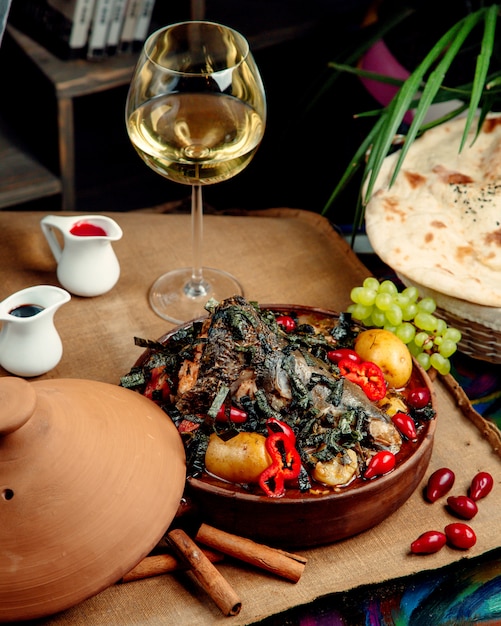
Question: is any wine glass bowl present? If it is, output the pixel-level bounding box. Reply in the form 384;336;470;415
126;21;266;323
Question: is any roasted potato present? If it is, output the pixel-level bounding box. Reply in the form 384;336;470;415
355;328;412;389
205;432;271;484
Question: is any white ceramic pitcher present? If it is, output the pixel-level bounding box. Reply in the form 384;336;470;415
40;215;123;297
0;285;71;377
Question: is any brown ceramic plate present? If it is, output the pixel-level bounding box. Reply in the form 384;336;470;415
134;304;436;549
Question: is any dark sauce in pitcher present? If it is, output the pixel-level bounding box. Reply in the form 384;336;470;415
9;304;45;317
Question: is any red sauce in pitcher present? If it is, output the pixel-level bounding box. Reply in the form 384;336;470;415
70;221;107;236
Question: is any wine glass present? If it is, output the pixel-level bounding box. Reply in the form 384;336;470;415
125;21;267;323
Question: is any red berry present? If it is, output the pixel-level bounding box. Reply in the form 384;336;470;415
425;467;455;502
391;411;418;441
447;495;478;520
407;386;431;409
327;348;362;365
469;471;494;501
445;523;476;550
276;315;296;332
364;450;396;479
410;530;447;554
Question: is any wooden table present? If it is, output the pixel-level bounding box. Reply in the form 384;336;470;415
0;208;499;625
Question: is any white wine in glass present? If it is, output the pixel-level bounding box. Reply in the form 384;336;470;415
126;21;266;323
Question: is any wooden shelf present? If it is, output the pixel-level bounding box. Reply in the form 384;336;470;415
7;26;139;100
0;113;62;209
2;26;139;212
0;6;323;212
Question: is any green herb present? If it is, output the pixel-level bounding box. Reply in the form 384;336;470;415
208;385;230;418
120;367;146;389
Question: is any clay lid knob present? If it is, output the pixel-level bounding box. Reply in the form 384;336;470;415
0;377;36;435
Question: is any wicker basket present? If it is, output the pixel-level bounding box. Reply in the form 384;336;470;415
433;307;501;364
397;274;501;365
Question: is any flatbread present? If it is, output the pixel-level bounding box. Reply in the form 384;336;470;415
365;114;501;307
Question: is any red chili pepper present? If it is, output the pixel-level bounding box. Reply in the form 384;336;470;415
276;315;296;332
425;467;455;503
410;530;446;554
338;358;387;401
215;405;248;423
259;418;301;497
407;386;431;409
327;348;362;365
178;419;199;434
391;411;418;441
143;366;171;403
364;450;396;479
469;471;494;501
447;495;478;520
445;523;476;550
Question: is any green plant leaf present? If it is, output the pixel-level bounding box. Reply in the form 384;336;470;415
363;15;477;203
321;4;501;234
460;3;499;149
385;9;488;193
322;115;386;216
305;6;414;115
327;62;406;88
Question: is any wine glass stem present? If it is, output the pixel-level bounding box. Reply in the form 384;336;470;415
185;184;209;299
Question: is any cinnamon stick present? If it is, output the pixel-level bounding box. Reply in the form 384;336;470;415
195;523;307;583
120;548;224;583
167;528;242;616
440;372;501;458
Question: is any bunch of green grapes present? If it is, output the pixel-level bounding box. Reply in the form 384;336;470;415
347;277;462;375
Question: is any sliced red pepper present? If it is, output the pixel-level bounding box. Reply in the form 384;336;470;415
178;419;200;434
144;366;171;403
265;416;296;444
216;405;248;423
338;358;386;401
259;419;301;497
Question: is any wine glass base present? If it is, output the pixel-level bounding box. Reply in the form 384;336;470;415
149;267;244;324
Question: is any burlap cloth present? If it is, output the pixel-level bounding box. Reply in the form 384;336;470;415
1;208;499;625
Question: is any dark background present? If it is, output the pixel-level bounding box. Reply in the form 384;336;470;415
2;0;494;227
0;0;375;226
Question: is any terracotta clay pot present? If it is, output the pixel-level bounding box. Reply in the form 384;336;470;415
0;377;186;623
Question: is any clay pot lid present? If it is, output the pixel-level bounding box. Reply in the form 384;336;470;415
0;377;186;623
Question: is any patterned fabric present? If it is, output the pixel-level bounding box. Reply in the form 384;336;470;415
258;549;501;626
451;351;501;431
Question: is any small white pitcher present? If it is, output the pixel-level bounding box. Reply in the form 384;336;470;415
0;285;71;377
40;214;123;297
